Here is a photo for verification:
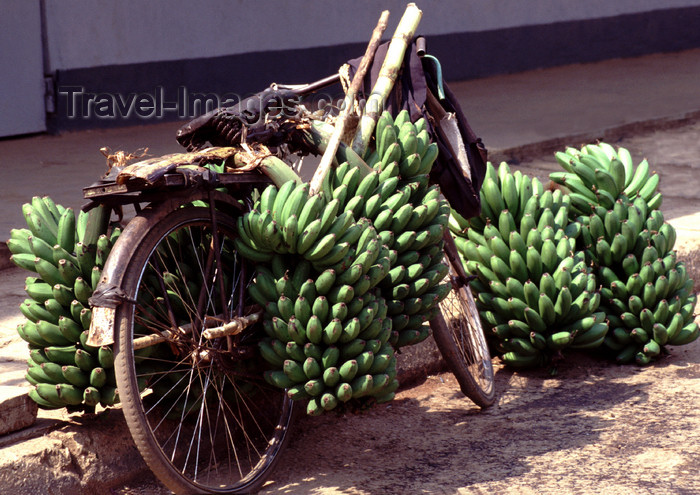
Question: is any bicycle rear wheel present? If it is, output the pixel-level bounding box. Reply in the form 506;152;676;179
430;252;496;408
113;204;294;494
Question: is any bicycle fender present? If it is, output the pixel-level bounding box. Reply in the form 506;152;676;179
86;191;243;347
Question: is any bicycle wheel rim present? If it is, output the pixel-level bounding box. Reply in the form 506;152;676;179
433;260;496;407
114;206;293;494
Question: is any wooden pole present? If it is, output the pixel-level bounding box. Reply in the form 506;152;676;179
308;10;390;195
131;311;263;350
350;3;423;157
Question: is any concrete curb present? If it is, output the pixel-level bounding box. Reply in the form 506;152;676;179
489;109;700;165
0;409;148;495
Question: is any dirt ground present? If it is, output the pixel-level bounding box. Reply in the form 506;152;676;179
260;336;700;495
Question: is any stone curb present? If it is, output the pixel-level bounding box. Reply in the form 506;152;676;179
0;408;147;495
488;109;700;165
0;387;37;436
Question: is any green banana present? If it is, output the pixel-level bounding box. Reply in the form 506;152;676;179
271;180;297;222
669;322;699;345
25;280;53;303
36;320;72;345
28;387;64;409
500;351;542;369
40;362;66;383
60;365;90;388
97;345;114;368
623;158;650;197
546;331;574;350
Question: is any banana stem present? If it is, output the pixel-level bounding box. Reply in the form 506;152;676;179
350;3;423;157
306;120;373;176
257;155;302;187
308;9;390;196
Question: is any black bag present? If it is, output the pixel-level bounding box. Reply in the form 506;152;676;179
347;39;488;219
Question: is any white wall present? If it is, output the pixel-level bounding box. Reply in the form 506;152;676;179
44;0;700;71
0;0;45;135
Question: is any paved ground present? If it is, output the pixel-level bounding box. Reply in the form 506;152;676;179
0;48;699;493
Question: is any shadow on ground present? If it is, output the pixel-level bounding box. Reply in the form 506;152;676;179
258;348;671;494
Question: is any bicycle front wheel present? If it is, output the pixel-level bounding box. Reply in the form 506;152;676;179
113;205;293;494
430;255;496;408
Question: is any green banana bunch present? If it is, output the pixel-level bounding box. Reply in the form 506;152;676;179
574;195;649;268
9;196;123;410
358;110;452;348
467;161;546;232
551;143;696;365
236;174;400;413
234;109;452;413
250;255;398;414
454;163;604;368
454;145;695;370
550;143;662;216
584;204;698;364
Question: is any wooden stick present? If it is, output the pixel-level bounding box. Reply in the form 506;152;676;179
308;10;390;195
350;3;422;157
131;311;262;350
202;311;261;340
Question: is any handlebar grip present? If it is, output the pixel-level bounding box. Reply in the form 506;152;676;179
416;36;426;57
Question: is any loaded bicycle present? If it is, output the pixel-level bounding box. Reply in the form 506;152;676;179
82;5;495;493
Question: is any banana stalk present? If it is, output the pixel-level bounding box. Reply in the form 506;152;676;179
308;10;389;195
306;121;373;176
350;3;423;157
256;156;302;188
227;147;302;188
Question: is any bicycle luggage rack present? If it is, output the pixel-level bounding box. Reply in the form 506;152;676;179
82;146;273;206
83;171;270;201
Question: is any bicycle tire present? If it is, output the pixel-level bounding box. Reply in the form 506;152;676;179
113;204;294;494
430;253;496;408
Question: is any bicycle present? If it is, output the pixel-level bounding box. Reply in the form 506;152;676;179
83;24;495;495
